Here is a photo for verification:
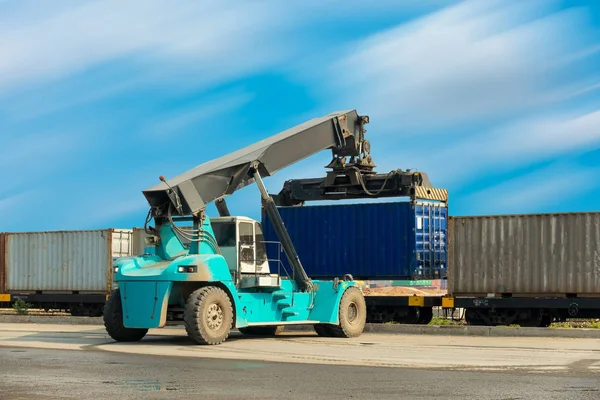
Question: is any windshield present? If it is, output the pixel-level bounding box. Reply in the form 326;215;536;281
211;221;236;247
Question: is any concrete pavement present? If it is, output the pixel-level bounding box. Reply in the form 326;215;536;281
3;313;600;338
1;322;600;372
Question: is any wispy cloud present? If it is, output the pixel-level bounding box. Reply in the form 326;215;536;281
0;1;281;92
0;0;444;95
300;0;600;218
458;108;600;162
394;107;600;187
459;162;600;215
143;90;254;138
319;0;600;132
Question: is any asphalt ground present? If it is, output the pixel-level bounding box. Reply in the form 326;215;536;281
1;323;600;399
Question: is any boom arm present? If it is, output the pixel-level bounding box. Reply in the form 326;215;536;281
142;110;371;218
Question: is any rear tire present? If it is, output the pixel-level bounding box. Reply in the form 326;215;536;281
103;289;148;342
184;286;233;345
313;324;334;337
317;286;366;338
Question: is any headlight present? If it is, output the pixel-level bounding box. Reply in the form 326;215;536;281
113;266;119;273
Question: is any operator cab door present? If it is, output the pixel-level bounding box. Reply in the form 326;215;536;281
237;220;270;275
211;220;237;278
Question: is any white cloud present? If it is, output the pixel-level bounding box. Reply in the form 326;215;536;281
143;90;254;138
0;0;448;95
469;108;600;159
357;102;600;199
459;162;600;215
422;107;600;187
307;0;600;197
5;77;145;121
0;0;283;92
321;0;599;131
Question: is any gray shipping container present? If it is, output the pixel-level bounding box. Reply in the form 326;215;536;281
1;229;133;294
448;212;600;297
132;227;155;256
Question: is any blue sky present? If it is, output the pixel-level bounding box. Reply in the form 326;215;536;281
2;0;600;232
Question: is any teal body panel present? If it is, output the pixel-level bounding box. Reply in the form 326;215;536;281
113;219;358;330
118;280;173;328
233;279;353;326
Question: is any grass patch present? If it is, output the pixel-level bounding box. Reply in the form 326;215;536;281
11;298;33;315
429;317;460;326
375;317;600;328
550;319;600;329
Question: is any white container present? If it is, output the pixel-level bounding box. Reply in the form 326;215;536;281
2;229;133;293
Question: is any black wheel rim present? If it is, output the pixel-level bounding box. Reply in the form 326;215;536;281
347;301;358;323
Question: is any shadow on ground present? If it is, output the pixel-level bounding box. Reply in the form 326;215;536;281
5;326;319;347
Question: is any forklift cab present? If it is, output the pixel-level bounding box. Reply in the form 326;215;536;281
210;216;279;288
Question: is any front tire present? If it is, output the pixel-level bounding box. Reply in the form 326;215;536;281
184;286;233;345
314;286;366;338
103;289;148;342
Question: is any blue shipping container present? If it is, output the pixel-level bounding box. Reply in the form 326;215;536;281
261;201;448;280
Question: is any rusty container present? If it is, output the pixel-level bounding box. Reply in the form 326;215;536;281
0;233;6;294
448;212;600;296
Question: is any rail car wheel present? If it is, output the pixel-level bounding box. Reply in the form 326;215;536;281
315;286;366;338
184;286;233;345
520;309;551;327
239;325;285;336
417;307;434;325
402;308;420;324
69;305;87;317
464;308;488;326
103;289;148;342
539;314;553;327
70;303;103;317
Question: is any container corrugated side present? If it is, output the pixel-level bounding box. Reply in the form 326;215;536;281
132;228;156;255
0;232;6;293
261;201;447;280
5;229;133;293
448;213;600;296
